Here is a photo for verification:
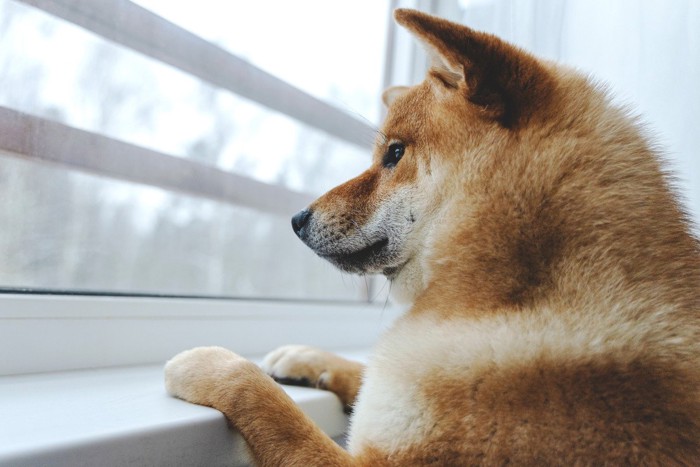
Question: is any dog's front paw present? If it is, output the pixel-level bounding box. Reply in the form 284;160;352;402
164;346;254;408
261;345;364;411
261;345;336;389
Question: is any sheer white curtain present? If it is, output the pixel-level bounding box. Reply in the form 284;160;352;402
435;0;700;232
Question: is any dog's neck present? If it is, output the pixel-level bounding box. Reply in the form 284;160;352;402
386;197;456;306
388;257;429;305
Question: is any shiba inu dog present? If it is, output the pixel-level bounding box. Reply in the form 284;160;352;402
165;9;699;465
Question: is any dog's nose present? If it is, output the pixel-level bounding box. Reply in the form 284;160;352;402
291;209;312;237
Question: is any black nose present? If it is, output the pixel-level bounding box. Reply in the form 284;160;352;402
291;209;312;237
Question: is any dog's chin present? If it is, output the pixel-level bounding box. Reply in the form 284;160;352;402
320;238;401;275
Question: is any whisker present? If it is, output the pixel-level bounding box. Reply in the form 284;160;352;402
382;280;392;313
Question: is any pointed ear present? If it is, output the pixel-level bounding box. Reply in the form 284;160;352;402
394;9;554;128
382;86;411;107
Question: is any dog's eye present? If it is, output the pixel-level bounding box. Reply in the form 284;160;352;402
383;143;405;168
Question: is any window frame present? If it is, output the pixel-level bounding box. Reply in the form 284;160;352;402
0;0;403;376
0;292;400;376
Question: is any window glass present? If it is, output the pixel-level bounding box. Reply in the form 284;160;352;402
134;0;390;125
0;0;389;299
0;154;368;299
0;0;376;194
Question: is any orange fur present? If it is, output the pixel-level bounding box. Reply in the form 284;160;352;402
165;9;699;465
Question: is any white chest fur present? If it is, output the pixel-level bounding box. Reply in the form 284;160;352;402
344;305;660;455
345;314;489;454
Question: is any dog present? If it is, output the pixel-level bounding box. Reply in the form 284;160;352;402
164;9;700;465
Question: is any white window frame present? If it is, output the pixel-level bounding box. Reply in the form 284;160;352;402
0;293;400;375
0;0;402;377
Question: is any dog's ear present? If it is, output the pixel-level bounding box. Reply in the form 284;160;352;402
394;9;554;128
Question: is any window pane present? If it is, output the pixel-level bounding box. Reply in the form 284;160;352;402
0;0;388;299
0;154;367;300
0;0;374;194
134;0;390;125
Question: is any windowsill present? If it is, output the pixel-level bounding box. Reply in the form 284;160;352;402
0;350;367;467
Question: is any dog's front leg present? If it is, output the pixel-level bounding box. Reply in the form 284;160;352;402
164;346;354;467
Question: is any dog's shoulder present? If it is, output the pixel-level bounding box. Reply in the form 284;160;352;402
349;307;700;464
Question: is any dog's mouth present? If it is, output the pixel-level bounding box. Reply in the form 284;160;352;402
321;238;390;273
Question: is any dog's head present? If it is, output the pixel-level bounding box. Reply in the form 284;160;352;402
292;9;564;303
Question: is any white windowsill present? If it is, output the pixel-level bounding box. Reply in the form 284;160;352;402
0;350;368;467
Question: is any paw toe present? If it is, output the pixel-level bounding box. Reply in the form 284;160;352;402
261;345;326;388
163;346;243;401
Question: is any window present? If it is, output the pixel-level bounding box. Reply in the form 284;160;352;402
0;0;400;377
0;0;391;300
1;0;696;376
